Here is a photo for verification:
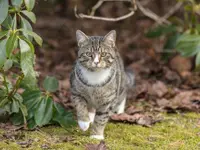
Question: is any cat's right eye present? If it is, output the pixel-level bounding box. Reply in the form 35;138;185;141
86;52;92;57
101;52;107;57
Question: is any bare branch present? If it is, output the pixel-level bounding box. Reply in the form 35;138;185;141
140;0;152;6
137;1;171;25
75;0;182;25
159;2;183;22
90;0;104;16
75;0;137;22
77;11;135;22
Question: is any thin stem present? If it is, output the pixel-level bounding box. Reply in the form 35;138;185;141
9;74;24;97
2;72;9;94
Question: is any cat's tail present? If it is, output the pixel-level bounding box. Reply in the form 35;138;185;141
125;69;135;89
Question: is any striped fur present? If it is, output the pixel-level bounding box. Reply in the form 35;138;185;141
70;30;134;139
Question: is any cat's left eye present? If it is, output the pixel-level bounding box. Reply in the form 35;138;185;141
86;52;92;57
101;52;107;57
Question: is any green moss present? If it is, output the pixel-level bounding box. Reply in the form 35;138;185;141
0;113;199;150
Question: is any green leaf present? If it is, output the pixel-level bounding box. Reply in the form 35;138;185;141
176;41;200;56
19;39;34;75
146;25;177;38
53;102;76;128
0;97;9;108
164;33;181;50
53;102;66;115
27;118;37;129
176;34;200;42
19;39;37;89
43;76;59;92
12;0;23;7
3;59;13;71
23;90;41;110
18;36;34;53
0;30;8;39
2;14;12;29
21;10;36;23
20;16;32;31
0;38;7;68
20;72;37;89
34;96;53;126
14;93;23;103
12;14;17;30
162;33;181;61
11;99;19;113
10;112;24;125
195;51;200;68
6;32;17;57
53;111;76;128
0;89;6;98
176;34;200;57
19;103;28;117
20;16;33;40
4;103;11;113
23;90;41;119
0;0;9;24
19;38;33;54
196;24;200;33
24;0;35;11
19;29;42;46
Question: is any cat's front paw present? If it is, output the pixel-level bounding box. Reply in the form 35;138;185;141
90;135;104;140
78;120;90;131
89;112;95;123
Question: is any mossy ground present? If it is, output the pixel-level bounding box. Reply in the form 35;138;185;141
0;113;199;150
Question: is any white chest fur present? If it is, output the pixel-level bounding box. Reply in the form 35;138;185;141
79;66;112;85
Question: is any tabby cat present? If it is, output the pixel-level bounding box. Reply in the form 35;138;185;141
70;30;134;140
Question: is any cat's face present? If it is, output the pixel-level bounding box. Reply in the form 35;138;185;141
76;30;116;71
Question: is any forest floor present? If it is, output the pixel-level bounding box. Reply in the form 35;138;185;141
0;113;199;150
1;1;200;149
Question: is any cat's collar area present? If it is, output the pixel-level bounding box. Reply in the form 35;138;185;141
75;63;115;87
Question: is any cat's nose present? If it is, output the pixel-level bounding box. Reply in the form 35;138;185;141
94;61;99;65
93;54;100;65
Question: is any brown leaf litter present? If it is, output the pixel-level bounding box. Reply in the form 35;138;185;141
85;141;107;150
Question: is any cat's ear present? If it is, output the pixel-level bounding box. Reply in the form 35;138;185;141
103;30;116;47
76;30;89;46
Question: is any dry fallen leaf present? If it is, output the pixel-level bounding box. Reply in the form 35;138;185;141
17;139;33;148
156;98;170;107
125;106;143;115
148;81;168;97
85;141;107;150
165;90;200;112
169;55;192;78
110;113;160;127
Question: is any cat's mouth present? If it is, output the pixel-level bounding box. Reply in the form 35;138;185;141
88;67;104;72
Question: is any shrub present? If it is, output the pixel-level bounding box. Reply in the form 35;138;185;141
0;0;75;129
146;0;200;69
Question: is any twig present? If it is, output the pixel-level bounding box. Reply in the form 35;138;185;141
2;72;9;93
74;0;137;22
154;2;183;26
140;0;152;6
76;11;136;22
137;1;171;25
75;0;182;25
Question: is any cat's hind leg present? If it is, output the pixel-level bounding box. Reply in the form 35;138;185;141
90;106;110;140
115;98;126;114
